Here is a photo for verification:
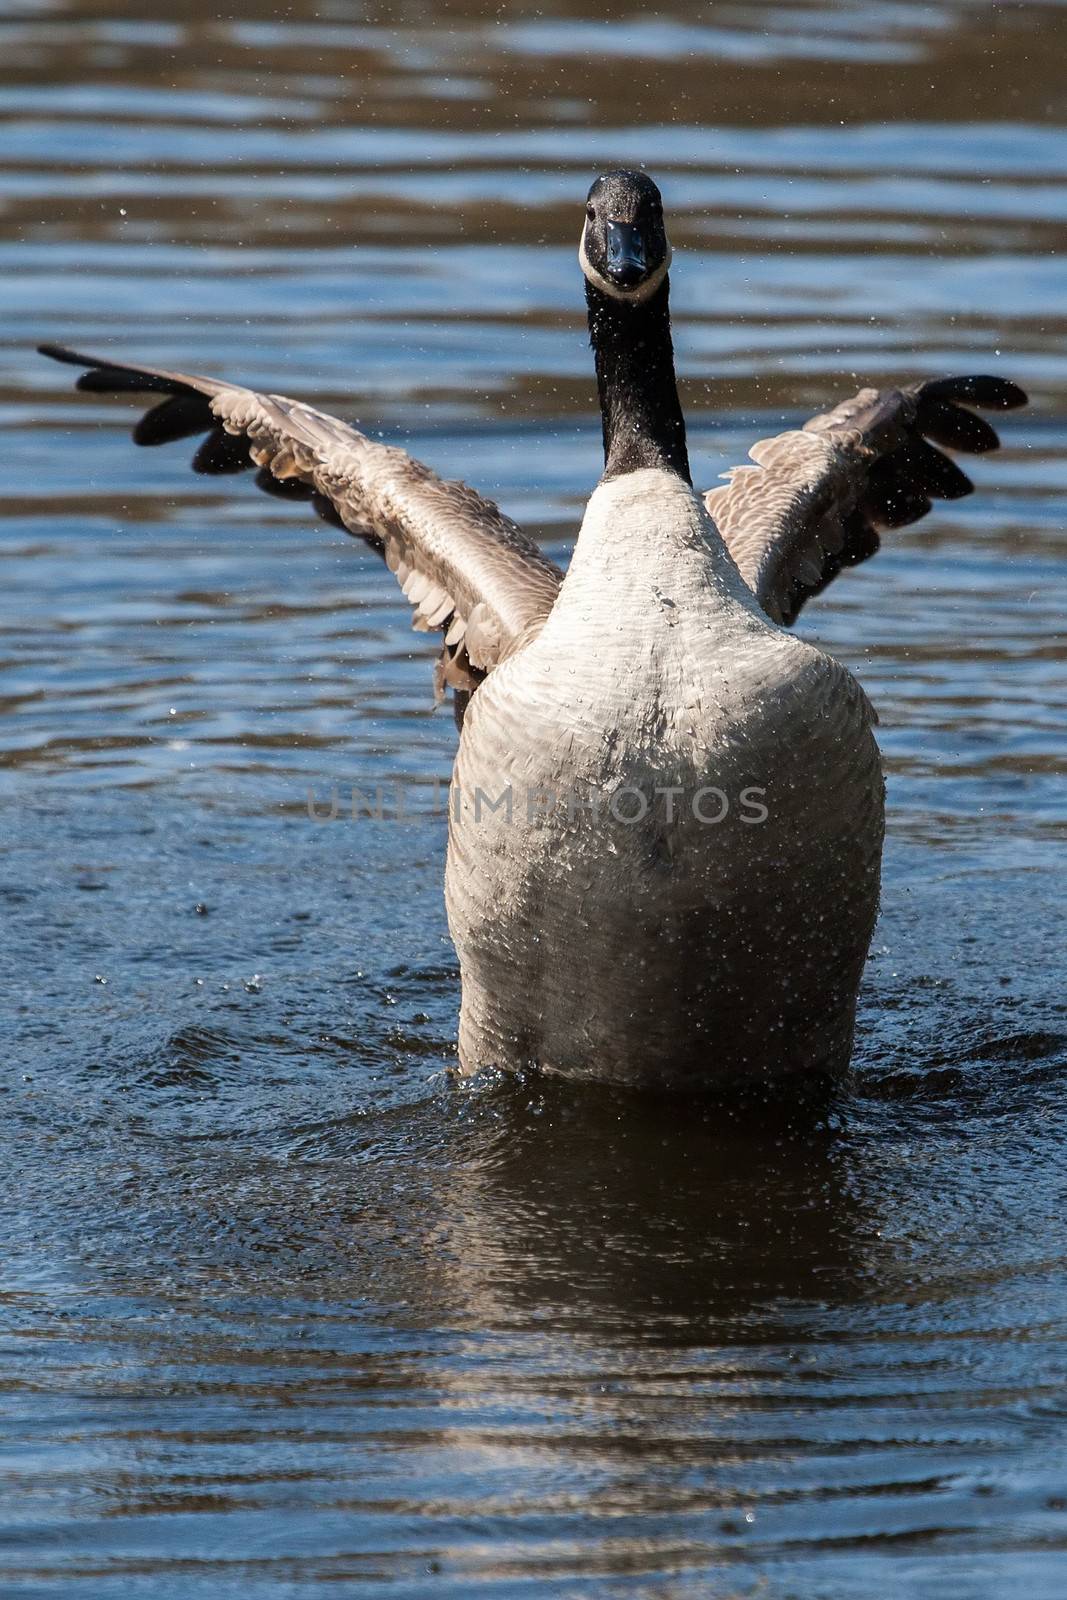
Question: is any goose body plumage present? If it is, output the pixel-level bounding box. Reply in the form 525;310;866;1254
38;169;1026;1090
448;467;883;1085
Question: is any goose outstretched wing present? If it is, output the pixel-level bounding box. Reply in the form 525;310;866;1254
38;344;564;700
704;376;1027;625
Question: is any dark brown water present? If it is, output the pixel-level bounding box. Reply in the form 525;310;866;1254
3;1;1067;1595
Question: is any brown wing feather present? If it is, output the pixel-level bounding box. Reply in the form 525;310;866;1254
704;376;1026;625
38;344;564;708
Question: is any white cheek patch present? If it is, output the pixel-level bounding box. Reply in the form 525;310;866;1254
579;223;672;304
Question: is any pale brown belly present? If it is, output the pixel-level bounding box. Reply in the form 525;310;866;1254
445;686;884;1088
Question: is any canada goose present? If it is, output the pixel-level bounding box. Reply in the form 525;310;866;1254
39;170;1025;1089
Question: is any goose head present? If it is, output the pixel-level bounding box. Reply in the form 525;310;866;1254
579;170;672;305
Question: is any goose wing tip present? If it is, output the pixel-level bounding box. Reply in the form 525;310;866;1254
38;341;93;367
920;373;1029;413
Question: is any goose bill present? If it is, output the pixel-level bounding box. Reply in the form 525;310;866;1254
604;220;647;287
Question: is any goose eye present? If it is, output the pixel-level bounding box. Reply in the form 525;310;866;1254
586;205;596;222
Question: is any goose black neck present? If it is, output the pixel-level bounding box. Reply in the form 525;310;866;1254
586;277;691;485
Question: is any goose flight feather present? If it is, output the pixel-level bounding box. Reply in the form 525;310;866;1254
705;376;1025;625
37;343;564;702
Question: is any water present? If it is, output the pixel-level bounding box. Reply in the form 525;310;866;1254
3;1;1067;1594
